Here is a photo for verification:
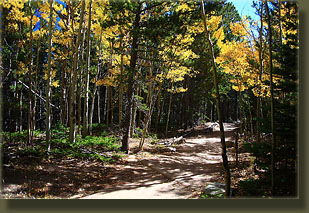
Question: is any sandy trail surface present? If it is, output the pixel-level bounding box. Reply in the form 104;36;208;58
79;123;238;199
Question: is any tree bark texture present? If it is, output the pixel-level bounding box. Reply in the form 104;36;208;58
69;0;85;143
82;0;92;138
201;0;231;197
121;3;141;153
46;0;54;152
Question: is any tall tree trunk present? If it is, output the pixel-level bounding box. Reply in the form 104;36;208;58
130;86;137;137
89;27;103;134
155;86;161;131
46;0;54;152
110;87;114;129
184;79;189;129
257;1;264;143
61;43;68;126
39;89;42;120
69;0;85;143
121;3;141;153
265;1;276;196
78;27;86;135
19;87;23;133
137;86;142;128
103;87;107;124
247;95;254;138
106;42;113;128
201;0;231;197
165;89;172;136
33;33;41;131
118;34;124;130
82;0;92;138
239;90;243;134
15;80;19;131
278;0;283;46
147;63;153;131
89;89;97;135
27;5;34;145
138;82;162;151
61;4;72;127
106;86;110;127
97;89;101;124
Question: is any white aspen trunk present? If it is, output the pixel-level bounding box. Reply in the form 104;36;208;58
46;0;54;152
69;0;85;143
82;0;92;138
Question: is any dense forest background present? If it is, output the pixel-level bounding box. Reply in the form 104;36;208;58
0;0;298;198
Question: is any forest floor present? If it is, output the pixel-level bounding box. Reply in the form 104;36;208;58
1;122;256;199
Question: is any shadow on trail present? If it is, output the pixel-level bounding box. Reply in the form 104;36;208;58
2;123;239;198
85;123;239;198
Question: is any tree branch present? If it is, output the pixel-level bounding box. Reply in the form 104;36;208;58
17;79;60;110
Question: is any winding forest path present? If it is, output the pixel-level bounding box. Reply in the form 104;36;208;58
78;123;238;199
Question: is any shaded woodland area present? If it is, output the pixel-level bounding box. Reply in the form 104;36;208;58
0;0;298;198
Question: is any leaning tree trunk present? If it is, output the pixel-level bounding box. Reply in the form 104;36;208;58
201;0;231;197
82;0;92;138
139;82;162;151
265;1;276;196
46;0;54;153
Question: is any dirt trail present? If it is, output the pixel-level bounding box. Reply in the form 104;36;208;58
78;123;238;199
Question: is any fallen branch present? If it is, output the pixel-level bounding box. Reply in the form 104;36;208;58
17;79;60;110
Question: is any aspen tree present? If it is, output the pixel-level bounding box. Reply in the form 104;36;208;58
89;27;103;135
77;27;85;135
200;0;231;197
69;0;85;143
27;0;34;144
46;0;53;152
82;0;92;138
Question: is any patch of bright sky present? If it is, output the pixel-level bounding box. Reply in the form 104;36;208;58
55;0;66;8
228;0;259;21
33;0;64;31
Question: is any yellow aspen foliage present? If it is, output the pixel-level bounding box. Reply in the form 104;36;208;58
51;80;60;88
176;3;192;13
96;77;116;87
167;86;188;94
17;61;28;75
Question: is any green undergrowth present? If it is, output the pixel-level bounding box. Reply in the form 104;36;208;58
3;123;123;163
199;193;224;199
